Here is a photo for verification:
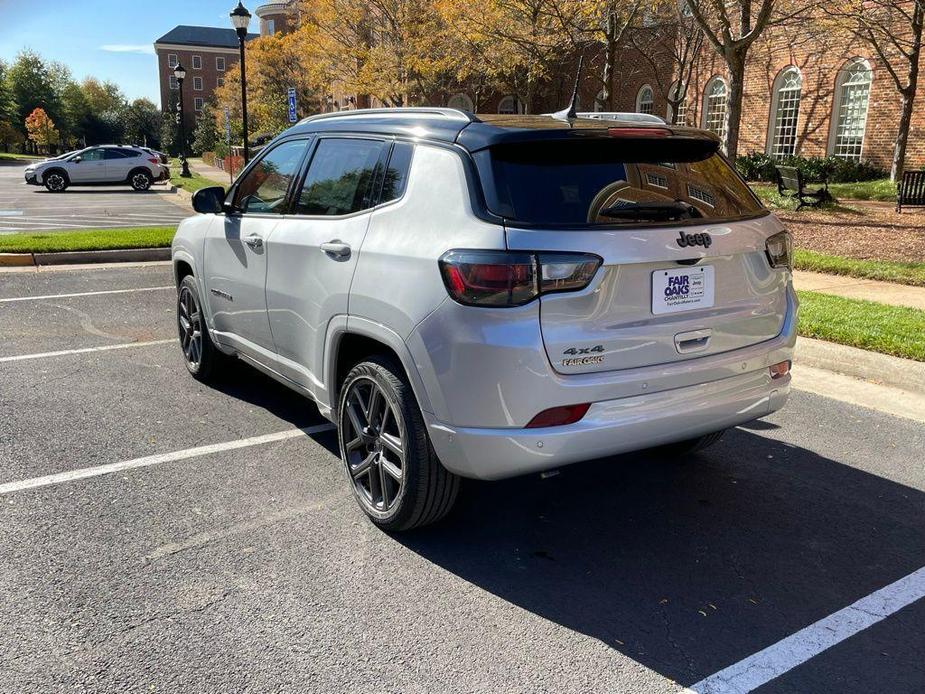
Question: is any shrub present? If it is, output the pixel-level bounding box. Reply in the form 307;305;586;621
735;152;886;183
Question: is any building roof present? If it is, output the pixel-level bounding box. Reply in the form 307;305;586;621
154;25;258;49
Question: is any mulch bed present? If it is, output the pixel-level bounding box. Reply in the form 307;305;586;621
776;201;925;263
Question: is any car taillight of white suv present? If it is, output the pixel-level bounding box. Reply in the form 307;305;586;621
171;108;796;531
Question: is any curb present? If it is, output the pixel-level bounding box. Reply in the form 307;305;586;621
795;336;925;394
0;248;171;267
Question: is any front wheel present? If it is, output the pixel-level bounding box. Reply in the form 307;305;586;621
338;357;459;531
131;170;153;191
177;275;225;382
44;172;68;192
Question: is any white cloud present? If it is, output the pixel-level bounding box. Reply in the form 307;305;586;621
100;44;155;55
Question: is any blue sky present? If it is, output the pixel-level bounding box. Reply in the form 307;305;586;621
1;0;246;103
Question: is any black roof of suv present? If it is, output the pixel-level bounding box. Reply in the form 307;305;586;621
287;108;719;155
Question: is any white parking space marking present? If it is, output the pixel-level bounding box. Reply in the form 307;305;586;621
686;566;925;694
0;424;336;495
0;338;177;363
0;286;173;303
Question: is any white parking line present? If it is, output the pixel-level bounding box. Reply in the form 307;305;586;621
0;424;336;495
0;286;173;303
685;566;925;694
0;338;176;363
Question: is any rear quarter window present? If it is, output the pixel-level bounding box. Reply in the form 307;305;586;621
474;138;764;226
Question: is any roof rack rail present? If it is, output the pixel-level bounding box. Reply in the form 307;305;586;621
299;107;479;125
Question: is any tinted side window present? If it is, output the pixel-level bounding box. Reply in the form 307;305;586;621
234;139;310;214
81;149;104;161
296;138;385;216
103;149;129;160
380;142;413;203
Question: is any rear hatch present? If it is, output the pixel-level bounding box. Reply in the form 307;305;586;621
472;127;789;375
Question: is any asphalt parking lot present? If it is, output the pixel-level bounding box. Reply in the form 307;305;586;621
1;263;924;693
0;161;190;233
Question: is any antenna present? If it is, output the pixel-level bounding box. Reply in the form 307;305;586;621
550;53;584;123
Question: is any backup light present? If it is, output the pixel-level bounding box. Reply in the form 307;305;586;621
766;231;792;269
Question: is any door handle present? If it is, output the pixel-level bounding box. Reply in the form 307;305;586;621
320;241;351;258
243;234;263;250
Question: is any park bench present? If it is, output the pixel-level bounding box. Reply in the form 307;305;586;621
775;165;831;209
896;170;925;213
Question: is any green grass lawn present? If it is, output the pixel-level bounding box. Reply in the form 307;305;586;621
749;183;858;213
827;178;896;202
170;167;216;194
0;226;176;253
0;152;42;161
797;290;925;361
795;249;925;287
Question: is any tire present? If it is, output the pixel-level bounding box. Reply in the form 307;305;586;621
338;356;459;531
177;275;225;382
130;170;153;191
660;429;727;458
43;170;68;192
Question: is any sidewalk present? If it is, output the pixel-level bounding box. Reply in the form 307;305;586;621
186;158;234;186
793;270;925;311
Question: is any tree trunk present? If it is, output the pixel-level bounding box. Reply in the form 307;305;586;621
891;2;922;181
723;51;747;159
892;89;915;181
601;13;617;111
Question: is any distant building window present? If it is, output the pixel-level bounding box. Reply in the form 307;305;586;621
192;55;202;70
497;95;524;114
830;58;872;161
217;77;225;88
687;184;715;207
216;56;226;72
447;93;474;112
646;172;669;189
169;75;178;90
668;81;687;125
702;76;728;142
168;54;178;68
194;97;204;112
768;67;802;159
636;85;654;115
262;18;275;36
193;77;203;91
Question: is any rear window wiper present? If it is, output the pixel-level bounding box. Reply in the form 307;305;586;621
598;201;702;221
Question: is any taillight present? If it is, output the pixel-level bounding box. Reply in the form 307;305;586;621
439;250;601;307
766;231;792;269
526;403;591;428
148;157;160;165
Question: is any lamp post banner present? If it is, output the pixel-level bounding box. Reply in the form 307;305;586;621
288;88;297;123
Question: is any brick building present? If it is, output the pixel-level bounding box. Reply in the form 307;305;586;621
601;22;922;171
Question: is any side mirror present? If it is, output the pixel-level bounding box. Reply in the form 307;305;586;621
192;186;227;214
73;156;82;163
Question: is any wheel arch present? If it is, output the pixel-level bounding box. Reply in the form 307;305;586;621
325;317;434;419
42;167;69;184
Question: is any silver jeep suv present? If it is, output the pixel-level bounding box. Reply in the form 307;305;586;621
172;108;796;530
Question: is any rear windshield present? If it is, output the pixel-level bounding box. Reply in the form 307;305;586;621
473;138;764;226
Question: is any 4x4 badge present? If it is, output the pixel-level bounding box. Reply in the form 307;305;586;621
677;231;712;248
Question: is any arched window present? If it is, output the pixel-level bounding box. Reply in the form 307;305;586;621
497;95;524;114
702;76;727;141
447;93;474;112
768;67;803;159
667;82;687;125
830;59;872;160
636;85;654;115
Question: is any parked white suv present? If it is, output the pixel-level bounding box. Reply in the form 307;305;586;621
24;145;169;192
172;108;796;531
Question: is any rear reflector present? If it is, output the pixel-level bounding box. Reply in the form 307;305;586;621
525;403;591;428
769;360;791;379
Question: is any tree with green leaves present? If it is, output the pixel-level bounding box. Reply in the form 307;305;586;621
7;50;60;144
192;102;221;155
123;98;162;148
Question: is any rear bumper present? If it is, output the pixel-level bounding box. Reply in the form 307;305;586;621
427;369;790;480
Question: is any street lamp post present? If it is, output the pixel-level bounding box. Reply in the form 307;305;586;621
230;2;252;164
174;63;192;178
